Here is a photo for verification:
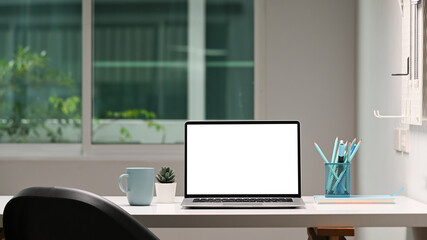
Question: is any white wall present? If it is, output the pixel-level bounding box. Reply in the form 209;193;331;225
357;0;427;239
0;0;356;239
262;0;356;196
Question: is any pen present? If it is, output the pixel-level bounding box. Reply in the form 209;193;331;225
338;140;346;163
335;140;347;194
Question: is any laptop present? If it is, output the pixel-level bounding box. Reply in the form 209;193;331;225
181;120;305;208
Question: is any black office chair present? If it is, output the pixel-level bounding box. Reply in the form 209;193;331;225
3;186;159;240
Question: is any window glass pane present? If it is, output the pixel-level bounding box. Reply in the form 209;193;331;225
0;0;82;143
206;0;254;120
93;0;253;144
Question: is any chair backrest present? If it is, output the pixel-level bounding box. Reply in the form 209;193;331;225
3;186;159;240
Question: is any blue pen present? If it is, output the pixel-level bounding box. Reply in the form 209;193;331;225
334;140;346;193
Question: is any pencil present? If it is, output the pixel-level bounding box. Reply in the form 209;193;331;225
349;140;362;162
331;137;338;163
315;142;344;192
345;139;355;163
350;138;357;154
314;142;329;163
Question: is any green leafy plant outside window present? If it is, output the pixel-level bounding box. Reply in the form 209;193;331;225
0;47;165;143
0;46;81;143
102;109;166;143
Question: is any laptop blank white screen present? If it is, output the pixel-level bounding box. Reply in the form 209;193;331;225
186;122;299;195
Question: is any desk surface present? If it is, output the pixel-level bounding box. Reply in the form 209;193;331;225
2;196;427;228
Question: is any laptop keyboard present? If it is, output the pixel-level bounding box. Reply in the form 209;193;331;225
193;197;293;203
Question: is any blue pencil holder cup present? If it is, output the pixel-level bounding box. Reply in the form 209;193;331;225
325;162;351;197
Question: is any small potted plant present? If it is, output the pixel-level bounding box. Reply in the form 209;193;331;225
155;166;177;203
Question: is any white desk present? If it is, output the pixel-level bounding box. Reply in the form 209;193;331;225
2;196;427;228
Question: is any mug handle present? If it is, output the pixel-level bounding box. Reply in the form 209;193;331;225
119;173;129;193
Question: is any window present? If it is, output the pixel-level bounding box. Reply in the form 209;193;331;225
0;0;254;149
92;0;254;144
0;0;82;143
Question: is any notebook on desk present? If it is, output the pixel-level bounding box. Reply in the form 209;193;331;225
181;120;305;208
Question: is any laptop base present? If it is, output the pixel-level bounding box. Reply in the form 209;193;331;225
181;197;305;208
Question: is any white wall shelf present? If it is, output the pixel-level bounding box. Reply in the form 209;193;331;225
374;0;425;125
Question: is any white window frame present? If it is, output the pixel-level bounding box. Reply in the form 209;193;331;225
0;0;266;160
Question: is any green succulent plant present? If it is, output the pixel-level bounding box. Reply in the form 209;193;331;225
156;167;176;183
